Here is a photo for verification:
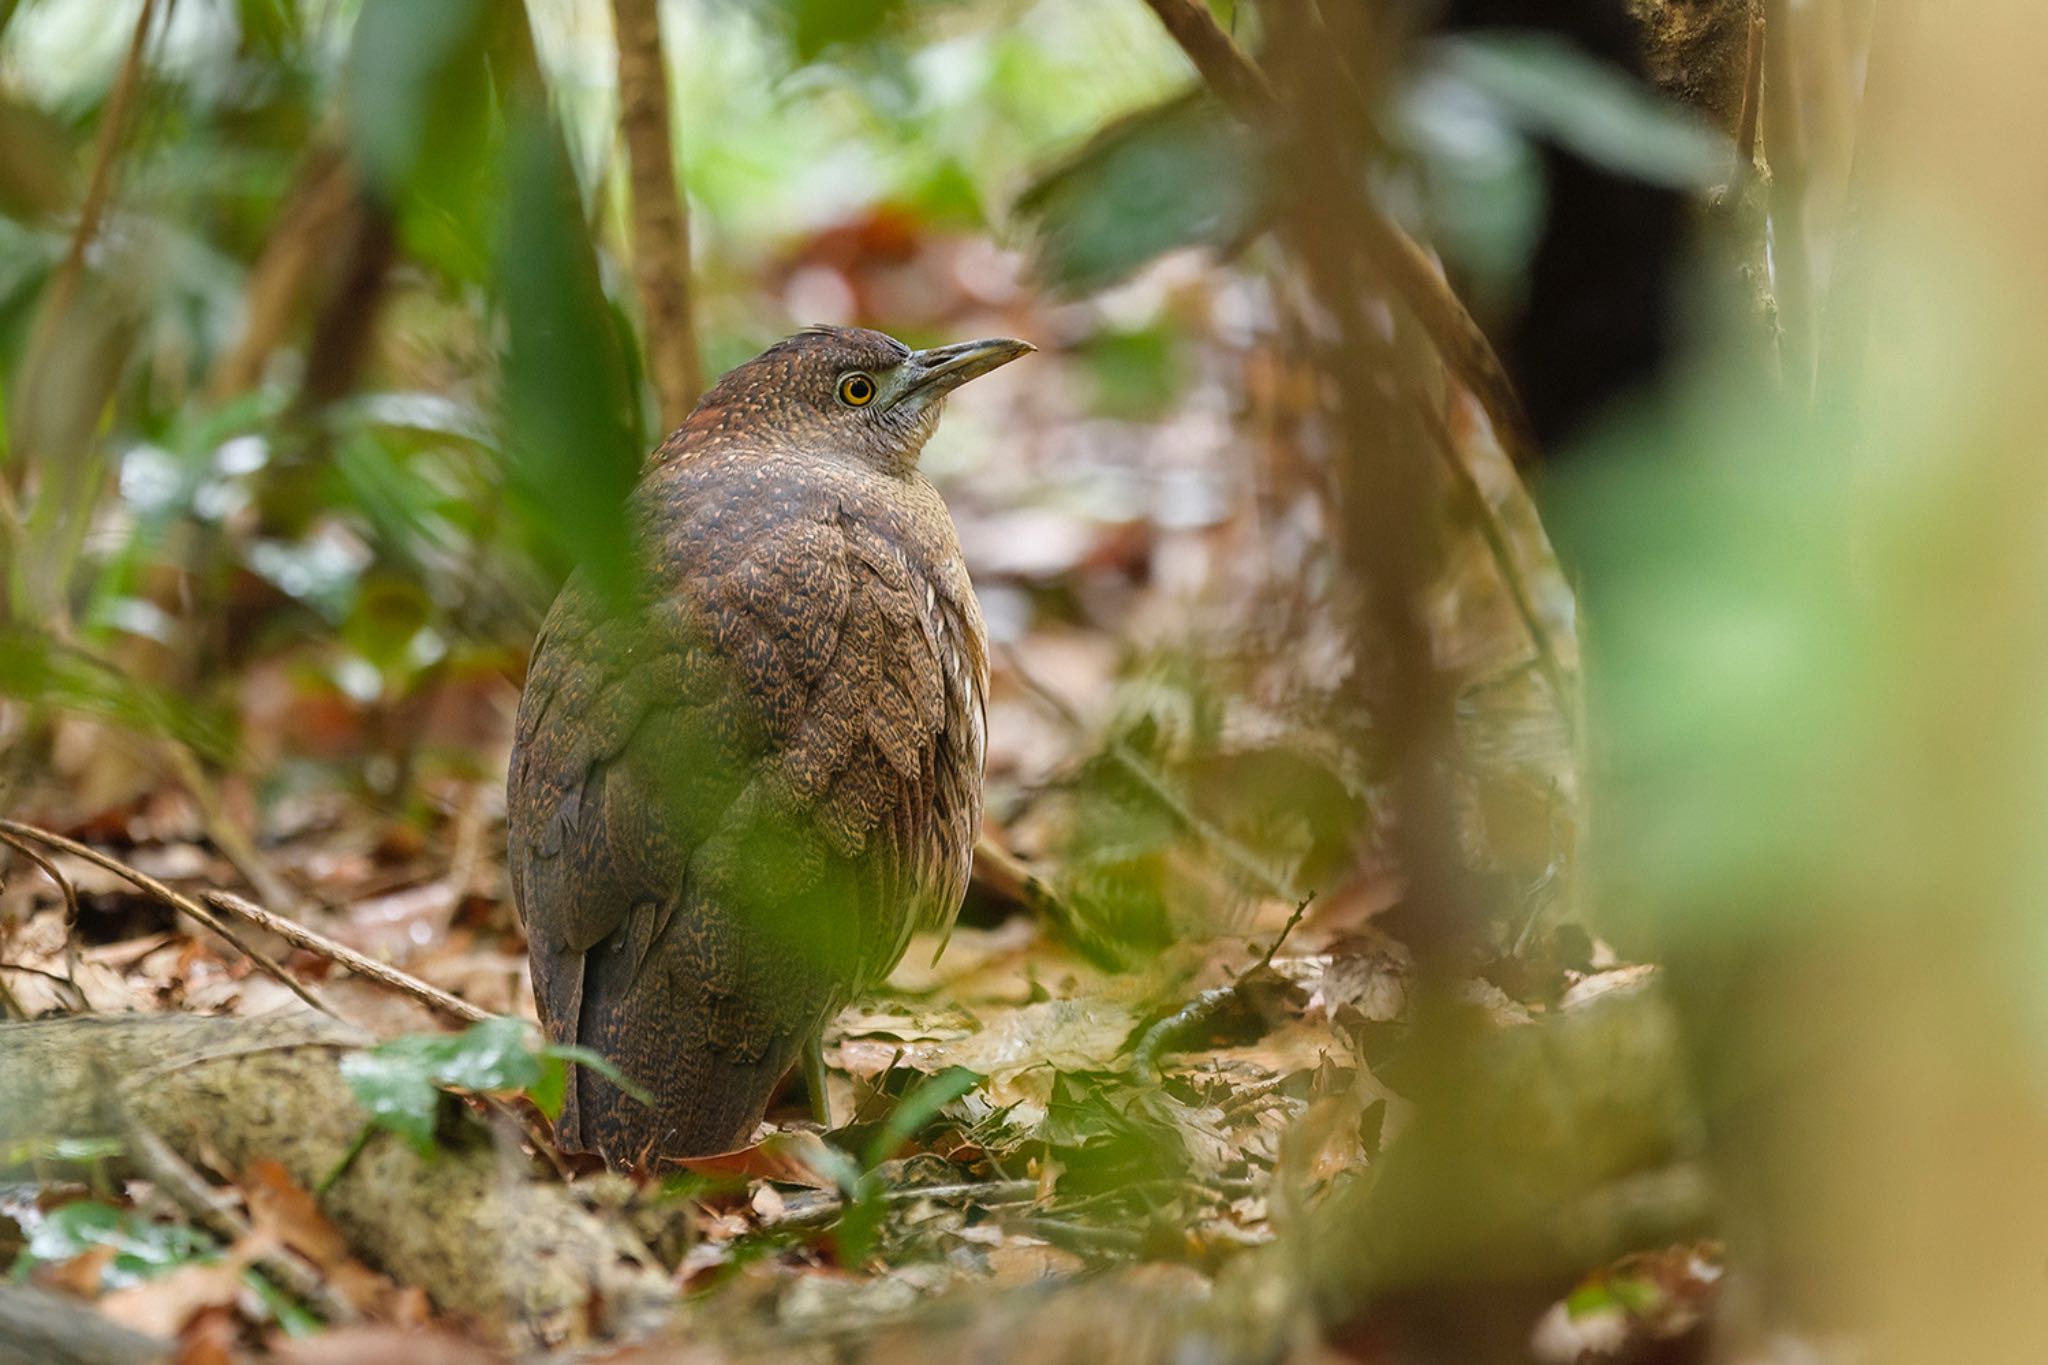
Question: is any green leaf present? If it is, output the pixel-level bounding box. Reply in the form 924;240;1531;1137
340;1017;651;1153
863;1066;982;1168
538;1042;656;1107
1014;93;1266;296
0;627;236;761
340;1015;545;1154
337;1049;442;1155
343;0;495;206
494;108;644;609
13;1201;216;1290
1420;33;1728;190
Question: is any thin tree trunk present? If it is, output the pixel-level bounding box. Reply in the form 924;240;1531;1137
611;0;702;431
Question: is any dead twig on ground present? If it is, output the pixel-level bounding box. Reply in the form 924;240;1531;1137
0;818;336;1019
203;890;488;1026
0;826;89;1006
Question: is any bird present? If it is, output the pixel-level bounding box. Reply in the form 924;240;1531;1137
507;325;1030;1164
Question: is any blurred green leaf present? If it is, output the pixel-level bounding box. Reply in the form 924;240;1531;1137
1015;94;1265;295
12;1201;216;1289
341;1016;651;1153
343;0;500;279
1421;33;1728;190
0;627;235;760
862;1065;981;1168
495;110;643;607
755;0;903;61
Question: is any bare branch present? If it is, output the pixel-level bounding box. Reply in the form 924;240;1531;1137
611;0;703;429
202;889;489;1026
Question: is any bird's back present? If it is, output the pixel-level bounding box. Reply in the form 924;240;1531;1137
507;440;987;1162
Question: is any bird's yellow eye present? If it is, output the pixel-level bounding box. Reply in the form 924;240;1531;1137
837;372;877;407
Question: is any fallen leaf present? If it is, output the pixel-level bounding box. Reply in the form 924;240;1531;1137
97;1260;245;1338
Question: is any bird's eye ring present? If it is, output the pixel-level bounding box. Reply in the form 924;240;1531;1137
837;372;877;407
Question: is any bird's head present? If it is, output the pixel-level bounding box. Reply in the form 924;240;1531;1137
667;326;1034;476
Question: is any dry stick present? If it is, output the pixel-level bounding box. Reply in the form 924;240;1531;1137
0;829;91;1010
1138;0;1539;469
0;818;336;1019
203;890;488;1026
206;146;356;402
611;0;703;429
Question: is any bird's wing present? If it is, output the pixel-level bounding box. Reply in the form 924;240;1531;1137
506;457;981;1147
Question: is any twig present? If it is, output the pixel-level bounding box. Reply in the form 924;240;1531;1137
203;889;488;1026
1;829;92;1009
0;818;336;1019
116;1108;360;1326
755;1177;1041;1233
1253;893;1314;972
969;833;1066;922
1137;0;1539;467
611;0;703;428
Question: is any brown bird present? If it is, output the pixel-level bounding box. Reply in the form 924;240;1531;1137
507;326;1029;1164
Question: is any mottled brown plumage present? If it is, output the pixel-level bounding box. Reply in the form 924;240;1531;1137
507;326;1028;1163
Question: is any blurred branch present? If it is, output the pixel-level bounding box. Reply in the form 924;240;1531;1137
1138;0;1277;116
611;0;703;429
208;145;357;402
27;0;160;372
1137;0;1538;467
1764;0;1815;393
288;189;395;418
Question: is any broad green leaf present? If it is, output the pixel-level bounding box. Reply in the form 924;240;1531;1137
863;1065;981;1168
1420;33;1728;190
341;1016;652;1153
1014;93;1266;296
494;109;643;609
13;1201;216;1290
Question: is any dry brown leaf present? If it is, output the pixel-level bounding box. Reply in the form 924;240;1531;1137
97;1260;246;1338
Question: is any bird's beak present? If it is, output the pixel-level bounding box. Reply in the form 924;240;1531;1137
897;337;1035;402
